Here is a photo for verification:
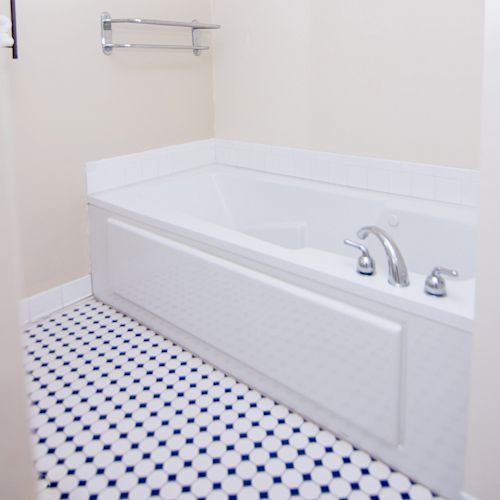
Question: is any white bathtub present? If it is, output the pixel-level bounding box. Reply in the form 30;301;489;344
89;164;475;498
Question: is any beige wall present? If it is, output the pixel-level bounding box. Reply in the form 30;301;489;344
0;25;36;498
464;1;500;498
9;0;215;296
212;0;483;169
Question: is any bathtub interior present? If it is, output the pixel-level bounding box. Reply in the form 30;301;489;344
92;165;477;280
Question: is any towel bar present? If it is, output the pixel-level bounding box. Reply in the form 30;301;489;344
101;12;220;56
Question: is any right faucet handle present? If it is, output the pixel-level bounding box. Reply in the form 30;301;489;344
344;239;376;276
424;267;459;297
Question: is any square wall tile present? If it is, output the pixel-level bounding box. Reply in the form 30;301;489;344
435;177;461;204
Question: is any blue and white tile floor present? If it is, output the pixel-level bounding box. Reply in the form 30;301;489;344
24;299;443;500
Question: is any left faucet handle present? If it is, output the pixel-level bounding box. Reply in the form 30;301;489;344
344;239;376;276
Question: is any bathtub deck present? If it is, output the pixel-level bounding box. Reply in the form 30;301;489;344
24;299;442;500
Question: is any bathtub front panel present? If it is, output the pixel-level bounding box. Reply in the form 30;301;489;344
108;219;404;445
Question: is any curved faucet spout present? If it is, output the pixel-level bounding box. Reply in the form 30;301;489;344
357;226;410;287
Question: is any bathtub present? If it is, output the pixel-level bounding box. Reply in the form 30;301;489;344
89;164;475;498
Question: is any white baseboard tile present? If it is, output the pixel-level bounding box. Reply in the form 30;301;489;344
20;275;93;325
61;275;93;306
28;287;63;323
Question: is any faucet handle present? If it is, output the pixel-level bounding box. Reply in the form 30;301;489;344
424;267;459;297
344;239;376;276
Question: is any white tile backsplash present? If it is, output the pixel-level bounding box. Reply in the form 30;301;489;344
461;178;480;207
410;173;434;200
389;170;412;197
268;147;298;177
309;154;332;183
366;167;391;193
435;177;462;204
347;165;368;189
86;138;479;207
329;160;348;186
214;139;479;207
86;139;215;195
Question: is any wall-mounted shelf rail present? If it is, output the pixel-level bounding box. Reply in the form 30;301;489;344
101;12;220;56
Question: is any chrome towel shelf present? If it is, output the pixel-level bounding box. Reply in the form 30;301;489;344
101;12;220;56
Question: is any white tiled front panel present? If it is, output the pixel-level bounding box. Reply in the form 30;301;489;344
24;299;442;500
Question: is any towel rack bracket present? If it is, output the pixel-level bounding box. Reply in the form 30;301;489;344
192;21;202;57
101;12;113;55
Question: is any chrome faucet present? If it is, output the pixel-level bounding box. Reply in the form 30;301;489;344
357;226;410;287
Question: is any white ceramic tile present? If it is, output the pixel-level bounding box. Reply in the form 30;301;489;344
435;177;462;204
389;170;412;197
85;163;100;195
214;141;236;166
86;140;215;195
123;159;142;186
301;154;329;183
37;486;61;500
329;160;348;186
216;140;273;174
267;148;298;177
251;143;272;171
292;149;314;180
366;167;391;193
347;165;368;189
461;178;480;207
91;164;122;194
140;161;159;182
18;298;30;325
411;174;436;200
21;275;93;324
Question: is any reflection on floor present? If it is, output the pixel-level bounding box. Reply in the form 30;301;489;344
24;299;442;499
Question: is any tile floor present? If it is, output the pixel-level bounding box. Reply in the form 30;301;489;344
24;299;443;500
